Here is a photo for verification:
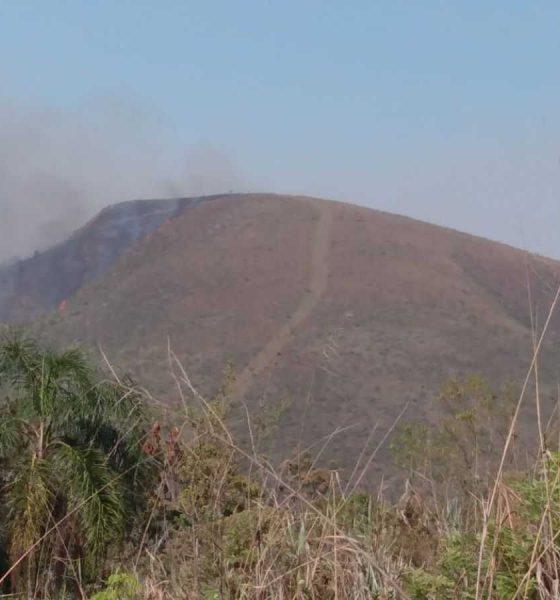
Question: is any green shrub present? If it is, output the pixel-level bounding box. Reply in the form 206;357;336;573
90;572;141;600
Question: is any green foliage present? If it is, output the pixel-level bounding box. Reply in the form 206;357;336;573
403;567;455;600
169;371;262;524
400;452;560;599
391;375;517;497
336;492;374;536
90;572;141;600
390;376;560;599
201;586;223;600
223;507;271;568
0;334;153;597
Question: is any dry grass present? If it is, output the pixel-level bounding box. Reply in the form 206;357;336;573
4;283;560;599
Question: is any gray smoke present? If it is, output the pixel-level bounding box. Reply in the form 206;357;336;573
0;101;246;263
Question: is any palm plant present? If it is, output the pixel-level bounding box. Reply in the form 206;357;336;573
0;335;151;597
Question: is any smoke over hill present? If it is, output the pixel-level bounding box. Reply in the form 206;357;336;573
0;101;247;263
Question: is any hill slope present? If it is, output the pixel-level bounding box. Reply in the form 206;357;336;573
0;197;207;322
10;193;560;478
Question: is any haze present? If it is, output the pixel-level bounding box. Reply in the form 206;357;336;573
1;2;559;261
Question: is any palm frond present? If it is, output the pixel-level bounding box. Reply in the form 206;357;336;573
0;335;42;391
8;455;55;562
0;335;151;594
52;442;126;561
0;412;24;459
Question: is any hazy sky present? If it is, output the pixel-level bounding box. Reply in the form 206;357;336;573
1;2;559;260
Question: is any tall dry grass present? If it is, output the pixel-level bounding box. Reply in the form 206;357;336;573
3;282;560;599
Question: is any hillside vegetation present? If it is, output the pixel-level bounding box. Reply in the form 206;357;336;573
1;333;559;599
11;193;560;481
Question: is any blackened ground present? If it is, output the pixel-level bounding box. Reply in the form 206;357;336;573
0;196;223;322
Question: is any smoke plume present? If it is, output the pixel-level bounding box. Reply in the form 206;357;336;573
0;100;246;263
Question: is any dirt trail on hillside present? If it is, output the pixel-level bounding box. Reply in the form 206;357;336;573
231;199;334;401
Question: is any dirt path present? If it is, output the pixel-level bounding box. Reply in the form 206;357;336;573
231;199;334;401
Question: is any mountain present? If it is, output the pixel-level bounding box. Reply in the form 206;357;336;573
4;193;560;479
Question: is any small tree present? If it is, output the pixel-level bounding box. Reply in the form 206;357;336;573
391;376;517;501
0;335;151;597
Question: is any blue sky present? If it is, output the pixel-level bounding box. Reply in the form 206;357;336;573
1;2;559;258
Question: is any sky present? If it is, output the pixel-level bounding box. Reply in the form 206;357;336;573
0;1;559;260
